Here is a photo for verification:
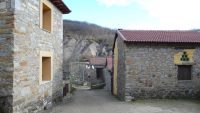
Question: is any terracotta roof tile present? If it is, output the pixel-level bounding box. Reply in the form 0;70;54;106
89;57;107;66
117;30;200;43
90;57;113;71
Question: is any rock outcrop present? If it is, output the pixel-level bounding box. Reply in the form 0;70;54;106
63;20;114;79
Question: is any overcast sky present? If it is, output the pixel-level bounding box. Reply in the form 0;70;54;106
63;0;200;30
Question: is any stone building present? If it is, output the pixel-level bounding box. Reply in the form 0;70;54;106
89;57;112;90
113;30;200;101
0;0;70;113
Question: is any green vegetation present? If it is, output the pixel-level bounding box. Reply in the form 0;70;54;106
0;107;3;113
187;98;200;104
0;83;12;88
133;98;200;104
70;86;76;94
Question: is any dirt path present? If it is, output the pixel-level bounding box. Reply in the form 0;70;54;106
49;89;200;113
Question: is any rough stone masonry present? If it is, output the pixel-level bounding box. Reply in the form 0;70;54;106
0;0;68;113
113;30;200;101
124;43;200;100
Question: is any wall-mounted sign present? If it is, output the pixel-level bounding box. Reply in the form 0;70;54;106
174;49;195;65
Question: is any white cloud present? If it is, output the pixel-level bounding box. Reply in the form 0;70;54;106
135;0;200;30
96;0;135;7
97;0;200;30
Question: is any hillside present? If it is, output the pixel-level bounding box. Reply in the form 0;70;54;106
63;20;115;78
63;20;114;61
63;20;114;44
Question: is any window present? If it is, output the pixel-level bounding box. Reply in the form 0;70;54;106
178;65;192;80
40;0;52;32
40;51;53;84
42;57;51;81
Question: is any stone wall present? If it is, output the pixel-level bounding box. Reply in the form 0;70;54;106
0;0;14;112
124;43;200;100
103;69;111;91
12;0;64;113
116;37;126;100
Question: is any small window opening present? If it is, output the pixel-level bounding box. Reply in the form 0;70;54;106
42;3;51;32
42;57;51;81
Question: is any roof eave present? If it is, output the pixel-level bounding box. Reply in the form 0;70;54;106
124;41;200;44
49;0;71;14
117;30;127;41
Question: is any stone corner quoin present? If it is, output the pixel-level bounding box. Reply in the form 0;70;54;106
0;0;70;113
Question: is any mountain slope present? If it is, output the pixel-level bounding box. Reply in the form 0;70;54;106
63;20;115;78
63;20;114;61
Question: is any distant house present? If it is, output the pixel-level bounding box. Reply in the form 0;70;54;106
0;0;70;113
112;30;200;101
89;57;112;90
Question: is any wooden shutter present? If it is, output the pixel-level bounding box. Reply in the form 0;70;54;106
178;65;192;80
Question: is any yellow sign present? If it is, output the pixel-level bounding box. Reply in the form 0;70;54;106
174;49;195;65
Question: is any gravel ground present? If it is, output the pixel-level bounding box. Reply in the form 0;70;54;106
45;89;200;113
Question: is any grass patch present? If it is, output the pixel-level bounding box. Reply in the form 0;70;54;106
185;98;200;104
70;86;76;94
0;107;4;113
0;83;12;88
0;72;12;79
132;98;200;105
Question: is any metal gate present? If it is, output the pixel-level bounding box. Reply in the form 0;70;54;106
69;62;93;86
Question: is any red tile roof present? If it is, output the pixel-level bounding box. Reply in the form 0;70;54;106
50;0;71;14
117;30;200;43
90;57;107;66
106;57;113;71
90;57;113;71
